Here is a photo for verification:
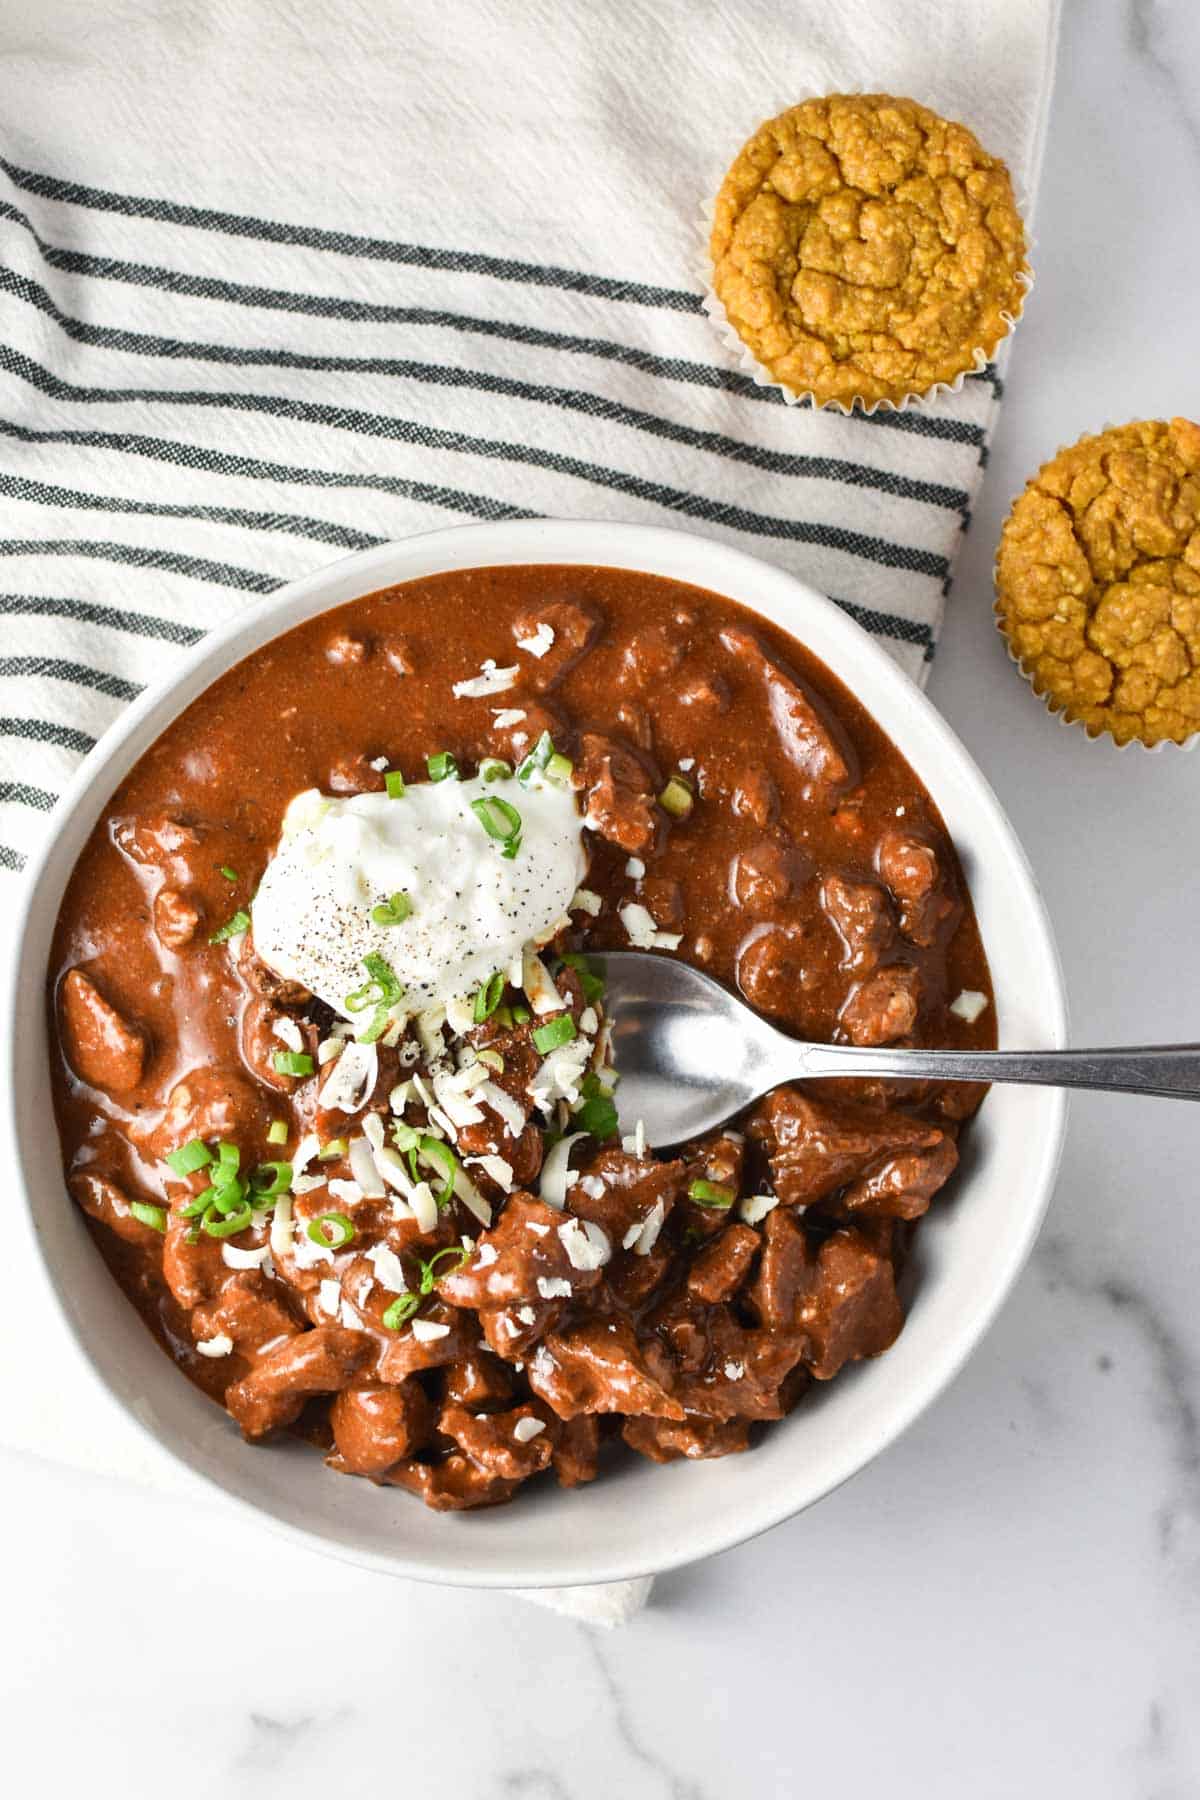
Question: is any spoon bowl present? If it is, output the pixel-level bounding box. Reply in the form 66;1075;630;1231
597;950;1200;1146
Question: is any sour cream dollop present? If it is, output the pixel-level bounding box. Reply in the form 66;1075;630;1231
251;776;586;1016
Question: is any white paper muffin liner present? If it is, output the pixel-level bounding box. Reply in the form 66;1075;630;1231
994;420;1200;755
698;93;1034;417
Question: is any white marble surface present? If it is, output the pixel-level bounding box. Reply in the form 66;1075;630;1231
5;1;1200;1791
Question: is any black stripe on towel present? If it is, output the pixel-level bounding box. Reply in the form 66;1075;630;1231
0;158;703;312
0;350;952;579
0;657;144;700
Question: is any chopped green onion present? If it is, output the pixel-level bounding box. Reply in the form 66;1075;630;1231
209;908;251;944
532;1014;577;1054
516;730;555;786
545;751;574;785
345;953;404;1013
210;1175;248;1215
392;1122;420;1154
267;1119;289;1146
477;1047;505;1073
491;1004;514;1030
658;775;694;819
500;835;522;860
688;1179;734;1209
384;769;406;799
357;1004;390;1044
306;1212;356;1250
318;1137;349;1161
130;1201;167;1233
580;1072;612;1101
480;756;512;783
202;1201;254;1238
418;1245;470;1293
417;1135;459;1207
250;1161;293;1197
215;1140;240;1173
219;865;239;882
273;1050;314;1077
512;1004;531;1026
470;794;522;843
473;970;505;1023
577;1094;619;1140
177;1188;215;1220
427;751;458;782
382;1293;421;1330
371;891;413;928
165;1138;213;1177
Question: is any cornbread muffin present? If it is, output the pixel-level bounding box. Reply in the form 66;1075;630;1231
995;418;1200;747
708;93;1029;410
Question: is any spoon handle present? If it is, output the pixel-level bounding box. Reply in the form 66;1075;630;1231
797;1042;1200;1101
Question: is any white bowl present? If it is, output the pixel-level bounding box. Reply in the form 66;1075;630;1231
3;519;1067;1588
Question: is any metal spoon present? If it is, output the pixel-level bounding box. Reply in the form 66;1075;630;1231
596;950;1200;1148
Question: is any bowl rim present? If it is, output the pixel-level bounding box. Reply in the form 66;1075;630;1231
2;517;1068;1587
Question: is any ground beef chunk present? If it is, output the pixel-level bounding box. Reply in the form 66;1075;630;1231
69;1170;163;1247
330;1382;435;1476
439;1402;558;1481
819;873;896;973
876;826;961;947
747;1210;903;1378
144;1067;274;1165
439;1193;604;1310
59;970;147;1093
686;1224;760;1303
226;1326;373;1438
552;1415;602;1487
719;624;856;798
731;835;806;911
375;1302;480;1380
529;1319;684;1421
511;597;602;690
153;887;202;950
619;620;691;687
838;962;923;1045
190;1272;303;1355
383;1454;518;1511
576;731;660;854
731;764;780;827
486;700;568;767
442;1351;515;1408
479;1298;563;1362
736;919;841;1030
568;1147;686;1248
748;1086;954;1208
110;812;201;873
838;1135;960;1221
623;1413;752;1463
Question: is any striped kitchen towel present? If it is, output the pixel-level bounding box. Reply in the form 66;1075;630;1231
0;0;1058;1621
0;0;1059;889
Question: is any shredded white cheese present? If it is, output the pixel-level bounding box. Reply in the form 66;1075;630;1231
452;659;519;699
950;989;990;1024
536;1276;573;1300
739;1192;779;1225
411;1318;451;1343
318;1278;342;1318
557;1216;611;1271
513;1416;546;1443
492;707;527;729
517;622;556;658
625;856;645;879
619;901;683;952
195;1333;233;1359
365;1242;408;1292
271;1017;303;1052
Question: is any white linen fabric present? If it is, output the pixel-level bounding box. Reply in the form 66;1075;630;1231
0;0;1058;1622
